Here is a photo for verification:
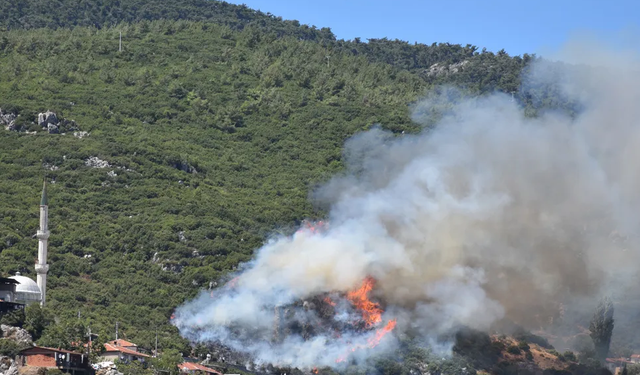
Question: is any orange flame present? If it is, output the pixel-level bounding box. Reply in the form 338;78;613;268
334;320;397;363
227;276;239;289
324;296;337;306
311;368;318;374
334;278;397;363
367;319;397;347
346;276;383;327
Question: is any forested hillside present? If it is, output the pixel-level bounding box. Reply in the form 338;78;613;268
0;0;575;362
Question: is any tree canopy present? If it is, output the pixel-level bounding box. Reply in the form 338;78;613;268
0;0;579;364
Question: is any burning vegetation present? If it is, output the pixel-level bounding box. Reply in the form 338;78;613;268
175;47;640;374
270;254;398;366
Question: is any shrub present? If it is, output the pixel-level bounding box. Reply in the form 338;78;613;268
0;310;25;327
518;341;530;351
563;351;577;362
0;339;23;357
507;345;522;355
514;328;553;349
526;351;534;361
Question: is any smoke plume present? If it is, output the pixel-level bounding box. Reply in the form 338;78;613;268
174;42;640;369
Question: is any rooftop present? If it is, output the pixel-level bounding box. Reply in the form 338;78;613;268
104;343;150;358
107;339;137;347
9;275;42;295
178;362;222;375
606;358;634;364
22;346;83;355
0;277;19;285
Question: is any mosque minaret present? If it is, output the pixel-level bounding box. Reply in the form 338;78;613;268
8;181;49;305
35;180;49;306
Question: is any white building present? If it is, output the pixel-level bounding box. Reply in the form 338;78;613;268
9;273;42;305
8;180;49;306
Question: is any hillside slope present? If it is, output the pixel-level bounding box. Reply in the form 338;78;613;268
0;0;577;361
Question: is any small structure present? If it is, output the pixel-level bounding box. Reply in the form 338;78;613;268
5;181;50;307
606;357;634;374
178;362;223;375
20;346;91;375
631;354;640;363
101;339;151;363
0;277;18;302
35;180;50;306
0;277;23;313
9;273;42;305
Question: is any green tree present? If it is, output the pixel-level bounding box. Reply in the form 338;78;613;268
23;304;53;341
589;297;615;363
151;348;184;375
0;338;26;357
0;309;25;327
115;360;153;375
88;328;108;363
38;318;87;351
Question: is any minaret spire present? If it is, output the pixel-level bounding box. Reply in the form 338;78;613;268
35;179;50;306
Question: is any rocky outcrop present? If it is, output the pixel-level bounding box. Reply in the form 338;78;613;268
172;160;198;174
37;111;61;134
37;111;58;128
96;368;123;375
73;131;89;138
36;111;79;134
3;109;80;134
85;156;111;169
0;109;17;131
0;356;18;375
424;60;469;78
0;325;32;346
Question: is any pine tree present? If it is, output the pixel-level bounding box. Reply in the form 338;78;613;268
589;297;615;363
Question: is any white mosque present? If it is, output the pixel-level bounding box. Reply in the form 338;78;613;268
9;181;50;306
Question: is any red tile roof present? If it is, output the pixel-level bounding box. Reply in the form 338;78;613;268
107;339;137;347
631;354;640;359
103;343;150;358
606;358;633;364
178;362;222;375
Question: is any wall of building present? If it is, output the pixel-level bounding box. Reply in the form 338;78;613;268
100;353;121;362
26;353;56;367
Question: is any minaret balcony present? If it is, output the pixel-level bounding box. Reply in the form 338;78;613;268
35;264;49;274
36;230;50;240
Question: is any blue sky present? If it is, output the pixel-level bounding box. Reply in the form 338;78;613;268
227;0;640;57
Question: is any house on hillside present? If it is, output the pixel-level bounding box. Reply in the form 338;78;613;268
101;339;151;363
605;357;634;374
631;354;640;363
178;362;223;375
0;277;24;314
20;346;91;375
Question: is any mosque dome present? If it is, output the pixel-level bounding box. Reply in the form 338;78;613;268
9;273;41;304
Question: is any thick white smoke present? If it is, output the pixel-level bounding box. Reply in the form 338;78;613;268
174;43;640;369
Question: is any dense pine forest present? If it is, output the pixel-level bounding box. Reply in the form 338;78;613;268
0;1;600;374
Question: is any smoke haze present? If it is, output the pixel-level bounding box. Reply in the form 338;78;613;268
174;42;640;368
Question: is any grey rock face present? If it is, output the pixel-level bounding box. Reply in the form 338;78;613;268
0;324;33;345
47;123;59;134
85;156;111;169
0;109;17;131
0;356;17;375
425;60;469;78
38;111;58;127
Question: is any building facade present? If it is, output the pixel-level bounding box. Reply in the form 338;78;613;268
101;339;151;363
20;346;91;375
